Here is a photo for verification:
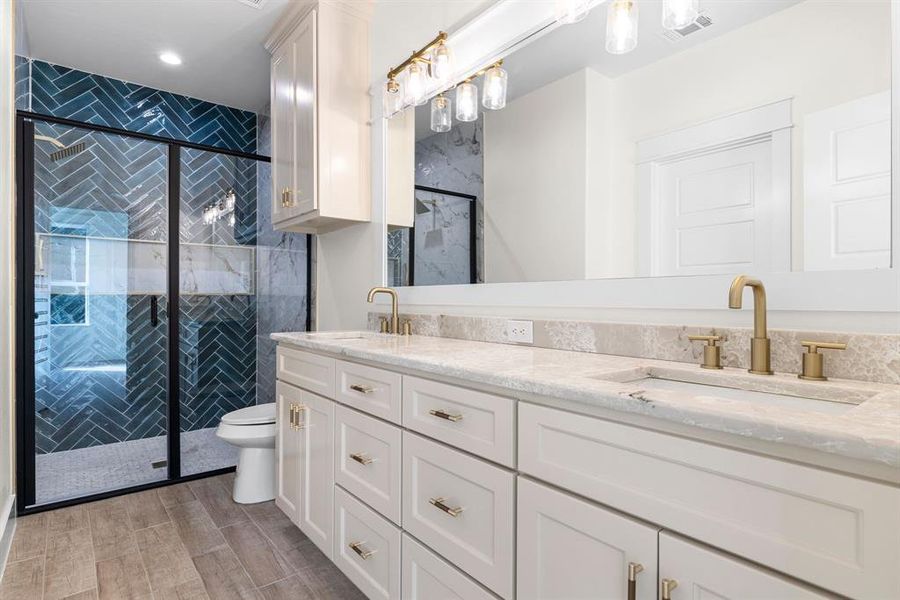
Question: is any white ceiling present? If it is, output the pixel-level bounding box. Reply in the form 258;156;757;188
415;0;803;140
17;0;291;113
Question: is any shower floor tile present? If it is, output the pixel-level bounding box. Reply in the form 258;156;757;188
35;428;238;506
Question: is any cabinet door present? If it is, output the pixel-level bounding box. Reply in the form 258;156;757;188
298;389;334;558
658;533;830;600
270;38;295;225
517;477;658;600
293;8;317;216
275;382;302;523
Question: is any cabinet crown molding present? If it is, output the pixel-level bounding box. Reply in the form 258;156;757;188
266;0;373;53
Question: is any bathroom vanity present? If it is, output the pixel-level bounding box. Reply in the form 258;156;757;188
271;332;900;600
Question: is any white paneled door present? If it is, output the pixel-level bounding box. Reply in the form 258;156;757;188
298;389;334;559
804;91;891;271
655;139;778;276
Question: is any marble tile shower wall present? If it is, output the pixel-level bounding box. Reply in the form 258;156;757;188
388;118;484;285
368;312;900;385
15;56;306;453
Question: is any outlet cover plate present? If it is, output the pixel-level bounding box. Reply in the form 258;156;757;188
507;319;534;344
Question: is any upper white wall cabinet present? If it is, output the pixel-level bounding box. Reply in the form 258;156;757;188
267;0;372;234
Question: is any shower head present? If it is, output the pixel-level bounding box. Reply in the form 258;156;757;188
35;135;87;162
415;198;432;215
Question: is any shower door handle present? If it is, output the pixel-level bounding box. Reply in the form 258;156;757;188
150;296;159;327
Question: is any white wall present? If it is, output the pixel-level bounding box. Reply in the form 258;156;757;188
0;0;17;577
316;0;493;330
483;70;588;283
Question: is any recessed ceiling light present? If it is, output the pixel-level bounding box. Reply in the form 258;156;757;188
159;52;182;66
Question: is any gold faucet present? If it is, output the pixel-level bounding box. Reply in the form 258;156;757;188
367;287;400;335
728;275;773;375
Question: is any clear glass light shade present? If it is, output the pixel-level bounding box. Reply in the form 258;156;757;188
555;0;591;24
430;95;452;133
456;82;479;122
606;0;639;55
383;80;402;116
224;190;236;211
482;65;508;110
430;43;453;82
405;62;428;106
662;0;698;30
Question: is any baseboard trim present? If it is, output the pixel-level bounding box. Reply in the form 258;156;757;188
0;494;16;583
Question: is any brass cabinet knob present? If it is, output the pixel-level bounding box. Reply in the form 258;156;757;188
688;335;723;370
661;578;678;600
799;341;847;381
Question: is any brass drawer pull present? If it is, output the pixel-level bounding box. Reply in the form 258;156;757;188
661;578;678;600
429;497;463;517
293;404;306;431
349;541;375;560
288;404;298;431
350;452;373;466
350;383;375;394
428;409;463;422
627;562;644;600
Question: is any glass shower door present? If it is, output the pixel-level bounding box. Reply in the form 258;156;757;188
30;120;170;505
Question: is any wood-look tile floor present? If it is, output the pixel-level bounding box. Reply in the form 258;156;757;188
0;474;367;600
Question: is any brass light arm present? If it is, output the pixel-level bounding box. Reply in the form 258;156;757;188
387;31;448;81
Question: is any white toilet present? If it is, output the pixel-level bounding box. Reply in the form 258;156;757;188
216;403;277;504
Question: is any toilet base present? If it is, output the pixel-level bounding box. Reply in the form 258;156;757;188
233;447;276;504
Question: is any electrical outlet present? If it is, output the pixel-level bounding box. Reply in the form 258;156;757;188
506;319;534;344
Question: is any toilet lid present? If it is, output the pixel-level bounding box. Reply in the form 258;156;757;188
221;403;276;425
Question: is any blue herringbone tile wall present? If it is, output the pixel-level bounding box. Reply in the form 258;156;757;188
17;56;257;154
31;94;262;454
15;55;30;111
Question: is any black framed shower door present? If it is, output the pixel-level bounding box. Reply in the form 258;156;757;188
15;111;277;514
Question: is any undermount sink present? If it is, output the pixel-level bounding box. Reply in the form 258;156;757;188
624;376;857;415
304;331;379;340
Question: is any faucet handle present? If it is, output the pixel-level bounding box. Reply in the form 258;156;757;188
688;335;723;370
799;341;847;381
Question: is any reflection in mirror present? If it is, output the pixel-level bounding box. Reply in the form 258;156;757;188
386;0;893;286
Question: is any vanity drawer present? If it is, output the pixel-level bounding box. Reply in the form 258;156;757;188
519;402;900;599
402;534;499;600
276;345;335;398
333;486;401;600
334;405;402;525
402;376;515;467
402;432;515;600
336;360;402;424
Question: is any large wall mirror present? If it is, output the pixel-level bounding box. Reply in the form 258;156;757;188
385;0;893;287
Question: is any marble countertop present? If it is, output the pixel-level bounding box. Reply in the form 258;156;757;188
271;331;900;473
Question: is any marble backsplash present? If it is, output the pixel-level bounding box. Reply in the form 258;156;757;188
367;312;900;385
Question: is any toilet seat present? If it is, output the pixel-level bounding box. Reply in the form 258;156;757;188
221;403;276;426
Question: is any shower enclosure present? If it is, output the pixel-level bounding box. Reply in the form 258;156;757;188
15;112;288;510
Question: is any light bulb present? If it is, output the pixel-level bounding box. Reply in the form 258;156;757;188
383;78;402;115
430;42;453;82
430;95;452;133
662;0;698;30
456;81;478;122
225;190;236;211
482;64;507;110
228;213;236;227
606;0;639;55
555;0;590;24
405;62;428;106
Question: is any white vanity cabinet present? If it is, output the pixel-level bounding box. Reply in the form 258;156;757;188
273;341;900;600
266;0;371;233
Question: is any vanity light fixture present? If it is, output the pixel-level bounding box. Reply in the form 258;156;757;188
606;0;639;55
455;80;479;122
481;61;508;110
662;0;699;30
384;31;451;111
555;0;591;24
431;94;452;132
